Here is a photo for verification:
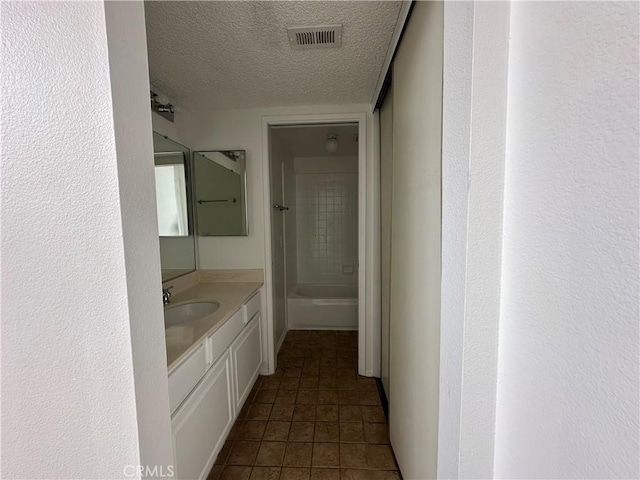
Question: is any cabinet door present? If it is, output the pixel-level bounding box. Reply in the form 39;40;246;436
168;343;207;414
230;314;262;410
171;351;233;480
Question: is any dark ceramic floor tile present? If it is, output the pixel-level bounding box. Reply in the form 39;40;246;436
263;421;291;441
338;406;362;423
283;442;313;467
300;377;320;390
281;467;311;480
280;377;301;390
363;422;389;444
311;468;340;480
249;466;281;480
338;444;368;469
316;405;339;422
361;406;386;423
246;404;273;421
238;421;267;441
220;465;252;480
214;440;232;465
275;389;298;404
228;441;261;465
312;443;340;468
293;405;316;422
261;377;282;390
270;404;295;421
207;464;223;480
314;422;339;442
254;389;277;404
296;390;319;405
367;444;397;470
255;442;286;466
289;421;315;442
317;390;339;405
339;422;365;443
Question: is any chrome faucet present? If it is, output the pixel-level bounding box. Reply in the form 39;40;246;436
162;286;174;305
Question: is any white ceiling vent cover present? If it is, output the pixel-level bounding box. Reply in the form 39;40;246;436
287;25;342;50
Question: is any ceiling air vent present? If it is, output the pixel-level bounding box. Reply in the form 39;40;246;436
287;25;342;50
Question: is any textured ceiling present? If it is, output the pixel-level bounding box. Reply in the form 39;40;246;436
272;124;359;157
144;1;401;110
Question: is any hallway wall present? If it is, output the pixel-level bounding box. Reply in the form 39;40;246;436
2;2;173;477
186;105;371;270
438;1;639;478
494;2;639;478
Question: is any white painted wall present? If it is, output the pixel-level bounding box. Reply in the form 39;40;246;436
152;111;195;152
494;2;639;478
438;1;639;478
187;105;372;270
104;1;174;472
2;2;171;477
438;3;474;477
388;2;443;478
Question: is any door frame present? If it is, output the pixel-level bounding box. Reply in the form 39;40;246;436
261;112;374;376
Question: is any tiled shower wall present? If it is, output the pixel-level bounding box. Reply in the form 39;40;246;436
295;173;358;285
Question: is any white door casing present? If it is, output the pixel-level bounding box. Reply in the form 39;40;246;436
261;112;379;376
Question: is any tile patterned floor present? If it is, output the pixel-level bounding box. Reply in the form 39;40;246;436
207;330;401;480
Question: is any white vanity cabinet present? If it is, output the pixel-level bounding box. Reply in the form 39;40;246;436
169;290;262;480
171;351;233;480
230;312;262;410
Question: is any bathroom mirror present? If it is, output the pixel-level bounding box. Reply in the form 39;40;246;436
153;132;197;281
193;150;248;236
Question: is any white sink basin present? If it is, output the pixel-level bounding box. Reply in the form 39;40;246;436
164;302;219;328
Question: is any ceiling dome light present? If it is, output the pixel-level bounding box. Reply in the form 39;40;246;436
325;134;339;153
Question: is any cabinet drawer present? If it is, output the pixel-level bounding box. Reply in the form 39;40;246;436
243;291;261;324
168;343;206;414
208;309;244;366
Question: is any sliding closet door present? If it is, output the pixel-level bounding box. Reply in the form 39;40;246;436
380;81;393;399
388;1;443;478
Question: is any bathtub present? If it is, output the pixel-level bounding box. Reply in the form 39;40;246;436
287;284;358;330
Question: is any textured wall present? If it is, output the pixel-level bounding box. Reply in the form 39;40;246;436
495;2;639;478
438;2;474;477
2;3;141;478
104;1;174;473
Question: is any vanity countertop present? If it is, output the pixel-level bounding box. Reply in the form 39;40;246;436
165;281;262;370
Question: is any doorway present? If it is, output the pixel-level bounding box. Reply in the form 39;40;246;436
261;113;372;376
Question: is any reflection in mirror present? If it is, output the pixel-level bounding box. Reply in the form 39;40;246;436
193;151;248;236
154;152;188;236
153;132;196;281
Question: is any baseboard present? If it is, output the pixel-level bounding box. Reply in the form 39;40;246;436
376;378;389;421
275;327;288;356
